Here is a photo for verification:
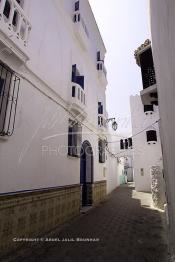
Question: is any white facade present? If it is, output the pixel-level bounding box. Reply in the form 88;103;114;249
130;95;163;192
0;0;118;195
150;0;175;253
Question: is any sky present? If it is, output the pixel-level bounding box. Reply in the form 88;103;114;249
89;0;150;136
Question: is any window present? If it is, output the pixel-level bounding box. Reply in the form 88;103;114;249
97;51;104;62
74;13;80;23
144;104;154;113
98;102;103;114
71;65;84;89
75;1;79;11
99;139;106;163
128;138;132;148
68;120;82;157
97;63;103;71
124;139;128;149
146;130;157;143
97;51;101;61
120;139;124;150
140;48;156;89
0;62;20;136
72;85;76;97
98;116;104;127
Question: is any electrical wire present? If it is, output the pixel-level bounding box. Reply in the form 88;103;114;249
21;70;160;159
106;119;160;158
107;119;160;143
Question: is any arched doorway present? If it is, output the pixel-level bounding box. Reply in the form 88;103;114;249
80;141;93;207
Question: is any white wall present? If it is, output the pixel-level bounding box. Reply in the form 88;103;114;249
0;0;110;193
130;95;163;192
150;0;175;251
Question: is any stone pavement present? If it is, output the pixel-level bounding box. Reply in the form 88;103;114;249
2;184;170;262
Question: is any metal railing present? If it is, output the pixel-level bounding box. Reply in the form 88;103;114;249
0;0;31;46
0;62;20;136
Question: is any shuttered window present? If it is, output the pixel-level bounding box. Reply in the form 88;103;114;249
98;102;103;114
99;139;106;163
68;120;82;157
146;130;157;142
120;139;124;150
75;1;79;11
144;105;154;112
125;139;128;149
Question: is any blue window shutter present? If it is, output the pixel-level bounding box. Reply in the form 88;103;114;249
75;1;79;11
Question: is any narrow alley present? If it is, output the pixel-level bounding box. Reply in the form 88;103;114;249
2;184;170;262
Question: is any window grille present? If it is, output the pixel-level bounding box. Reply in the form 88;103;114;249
140;48;156;89
144;104;154;112
68;120;82;157
146;130;157;142
0;62;20;136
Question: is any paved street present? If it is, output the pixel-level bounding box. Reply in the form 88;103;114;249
2;184;170;262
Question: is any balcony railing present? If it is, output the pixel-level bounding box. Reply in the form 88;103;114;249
0;0;31;47
69;82;86;118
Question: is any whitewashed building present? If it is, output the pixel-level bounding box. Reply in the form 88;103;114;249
150;0;175;254
130;40;163;192
0;0;119;254
130;94;162;192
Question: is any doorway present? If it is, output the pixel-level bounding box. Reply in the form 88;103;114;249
80;141;93;207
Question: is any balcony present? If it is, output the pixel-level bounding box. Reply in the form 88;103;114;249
0;0;31;62
73;11;89;51
134;40;158;106
97;61;108;87
68;82;87;119
140;84;158;105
